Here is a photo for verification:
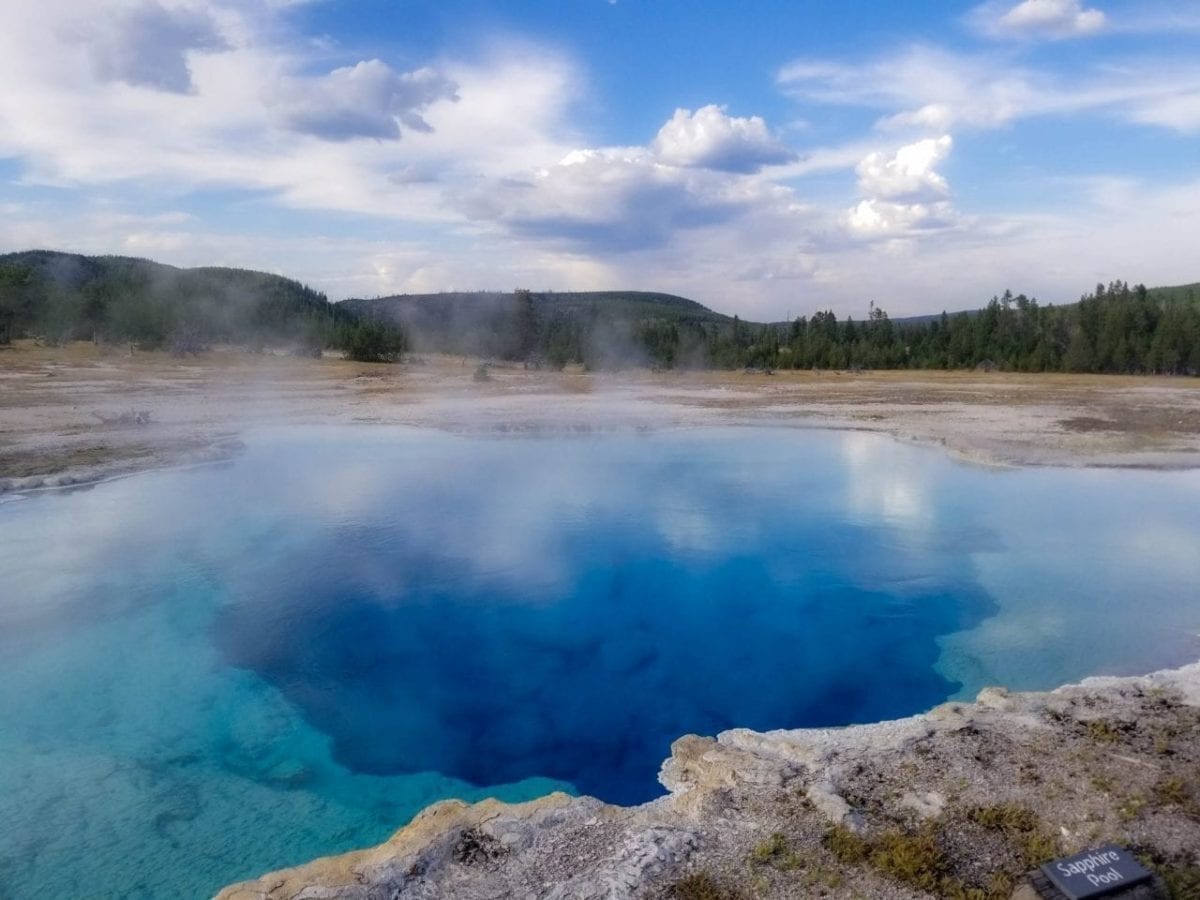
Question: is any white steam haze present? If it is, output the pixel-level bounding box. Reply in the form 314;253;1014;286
1;0;1200;318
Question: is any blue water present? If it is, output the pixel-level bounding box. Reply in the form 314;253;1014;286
1;427;1198;898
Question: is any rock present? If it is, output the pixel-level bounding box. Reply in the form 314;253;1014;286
542;828;699;900
898;790;946;820
806;779;859;830
976;686;1016;711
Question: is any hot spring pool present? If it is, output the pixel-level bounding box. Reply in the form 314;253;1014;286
1;426;1198;898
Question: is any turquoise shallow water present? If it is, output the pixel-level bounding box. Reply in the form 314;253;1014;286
1;426;1198;898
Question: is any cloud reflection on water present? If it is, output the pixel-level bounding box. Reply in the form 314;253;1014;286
2;426;1199;897
212;428;995;803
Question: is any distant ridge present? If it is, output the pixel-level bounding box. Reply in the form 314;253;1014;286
343;290;731;330
887;282;1200;326
0;250;397;358
1147;282;1200;304
342;290;735;364
2;249;1197;373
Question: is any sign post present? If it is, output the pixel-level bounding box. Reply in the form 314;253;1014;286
1039;846;1154;899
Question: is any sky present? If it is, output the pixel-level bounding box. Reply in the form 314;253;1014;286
1;0;1198;319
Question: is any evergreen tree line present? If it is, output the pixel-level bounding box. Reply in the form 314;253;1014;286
0;253;406;362
2;252;1196;375
761;283;1200;374
502;282;1200;375
556;281;1199;374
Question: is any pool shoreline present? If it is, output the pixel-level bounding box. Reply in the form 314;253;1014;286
3;346;1200;495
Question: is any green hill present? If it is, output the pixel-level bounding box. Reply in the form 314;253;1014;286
0;250;400;359
1147;282;1200;305
343;290;735;368
2;250;1196;373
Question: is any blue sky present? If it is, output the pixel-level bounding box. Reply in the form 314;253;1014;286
1;0;1198;319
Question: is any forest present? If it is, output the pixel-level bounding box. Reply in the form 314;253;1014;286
0;251;406;362
730;282;1200;375
1;250;1197;375
358;282;1200;375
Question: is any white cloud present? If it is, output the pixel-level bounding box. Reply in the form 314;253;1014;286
779;46;1040;130
450;99;810;258
974;0;1108;40
879;103;956;131
271;60;458;141
846;136;959;239
419;49;581;176
1127;89;1200;133
845;199;958;239
856;136;952;202
779;44;1200;134
0;0;575;222
652;105;796;173
70;0;229;93
458;148;749;253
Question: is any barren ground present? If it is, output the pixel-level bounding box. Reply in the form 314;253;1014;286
2;341;1199;491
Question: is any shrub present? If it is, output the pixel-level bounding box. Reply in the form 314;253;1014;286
670;871;738;899
343;320;406;363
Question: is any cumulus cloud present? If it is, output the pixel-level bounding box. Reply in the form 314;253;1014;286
846;137;958;238
273;60;458;141
974;0;1108;40
460;148;748;252
856;135;952;202
454;103;805;254
0;0;553;219
76;1;229;93
652;105;796;173
845;199;958;239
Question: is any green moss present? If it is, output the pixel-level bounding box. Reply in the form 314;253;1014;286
1118;794;1147;822
968;804;1040;833
868;827;949;893
1087;720;1123;743
1016;831;1059;867
1160;863;1200;899
749;832;803;871
801;867;843;890
750;832;786;864
1152;776;1190;806
1139;848;1200;900
817;798;1084;900
968;803;1058;867
823;825;868;864
670;871;739;900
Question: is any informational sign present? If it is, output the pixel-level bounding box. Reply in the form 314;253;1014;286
1041;845;1153;899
